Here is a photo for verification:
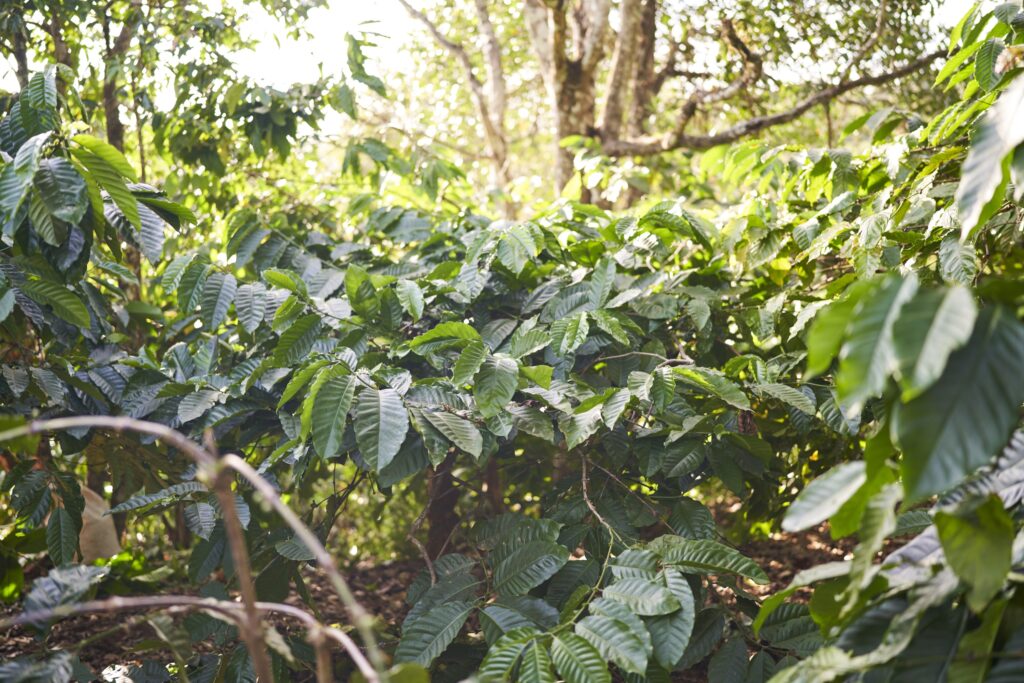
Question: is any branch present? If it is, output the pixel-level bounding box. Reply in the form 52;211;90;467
399;0;508;176
602;48;944;157
838;0;889;82
0;417;385;682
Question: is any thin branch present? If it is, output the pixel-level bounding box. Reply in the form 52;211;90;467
602;48;944;157
838;0;889;82
0;417;384;683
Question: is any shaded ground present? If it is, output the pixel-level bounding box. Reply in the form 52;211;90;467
1;522;863;680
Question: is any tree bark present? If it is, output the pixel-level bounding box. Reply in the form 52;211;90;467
426;454;460;558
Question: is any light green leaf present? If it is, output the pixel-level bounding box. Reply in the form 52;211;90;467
409;321;480;352
936;495;1013;613
893;286;976;401
835;274;918;411
588;258;616;309
957;75;1024;238
782;462;867;532
673;368;750;410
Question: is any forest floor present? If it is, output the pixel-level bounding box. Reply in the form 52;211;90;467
0;509;872;681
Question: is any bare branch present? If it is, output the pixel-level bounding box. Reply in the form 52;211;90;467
602;48;944;157
399;0;509;191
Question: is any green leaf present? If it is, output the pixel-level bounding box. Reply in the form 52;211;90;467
550;313;589;356
18;278;90;327
835;274;918;411
509;328;551;358
480;628;538;680
673;368;750;410
805;281;872;377
354;387;409;471
394;600;474;666
893;286;976;401
452;340;487;385
497;225;538;275
272;314;322;366
957;76;1024;238
551;633;610;683
588;258;616;309
178;389;222;423
939;237;978;285
708;637;748;683
474;356;519;418
520;364;553;389
894;306;1024;500
71;146;139;230
263;268;307;296
46;507;77;567
395;279;424;321
648;537;768;584
948;599;1007;683
519;642;556;683
575;614;649;675
344;264;379;317
422;410;482;458
235;283;266;334
409;321;480;352
200;272;237;329
754;383;815;414
493;540;569;596
782;462;868;532
646;568;696;670
72;134;138;180
974;39;1006;91
936;495;1013;613
559;405;603;450
603;577;680;616
312;374;356;459
33;158;87;224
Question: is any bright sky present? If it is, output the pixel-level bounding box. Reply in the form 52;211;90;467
0;1;968;99
236;0;416;88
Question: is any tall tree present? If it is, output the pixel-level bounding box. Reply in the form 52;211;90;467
399;0;946;197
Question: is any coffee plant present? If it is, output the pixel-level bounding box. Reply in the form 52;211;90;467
2;2;1024;682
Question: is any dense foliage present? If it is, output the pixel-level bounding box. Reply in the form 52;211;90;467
3;2;1024;682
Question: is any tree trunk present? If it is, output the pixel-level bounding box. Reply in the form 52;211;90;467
426;454;460;558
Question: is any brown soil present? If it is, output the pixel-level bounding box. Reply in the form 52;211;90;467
0;522;862;680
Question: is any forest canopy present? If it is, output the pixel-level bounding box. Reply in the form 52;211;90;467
2;1;1024;682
